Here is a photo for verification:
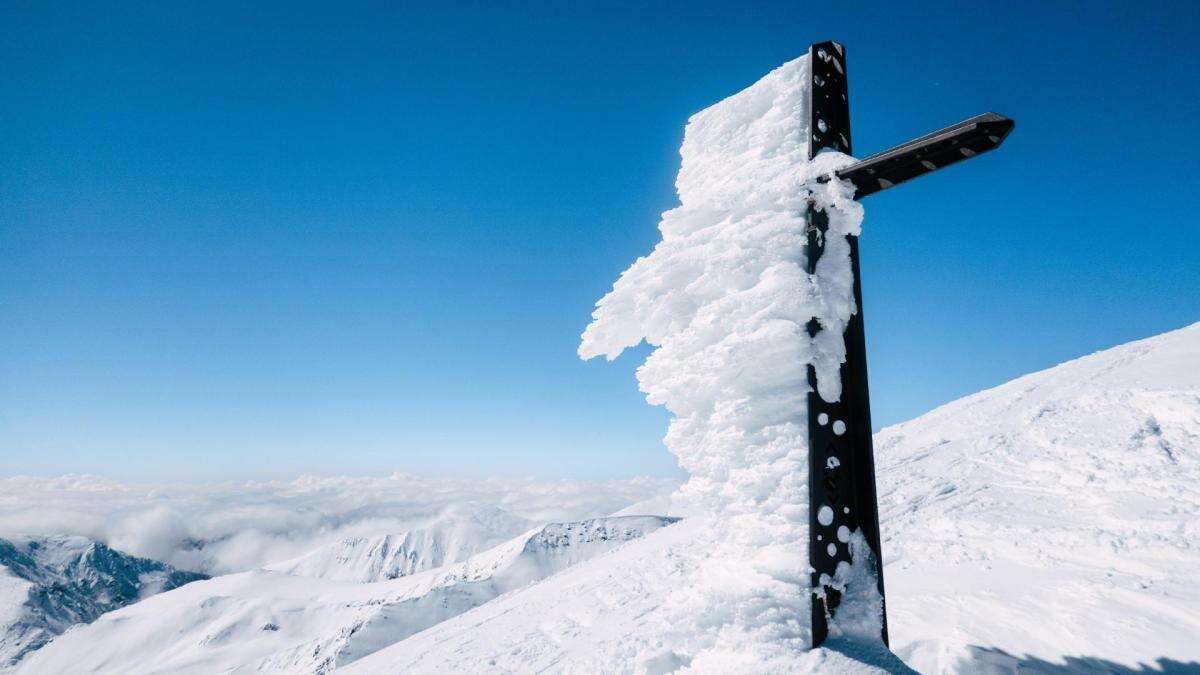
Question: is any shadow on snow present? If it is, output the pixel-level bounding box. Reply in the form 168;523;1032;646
951;646;1200;675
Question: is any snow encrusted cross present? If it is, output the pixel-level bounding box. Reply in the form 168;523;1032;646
803;40;1013;648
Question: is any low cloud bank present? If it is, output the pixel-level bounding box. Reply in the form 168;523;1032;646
0;473;677;574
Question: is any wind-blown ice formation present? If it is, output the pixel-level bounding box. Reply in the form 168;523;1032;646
579;54;865;664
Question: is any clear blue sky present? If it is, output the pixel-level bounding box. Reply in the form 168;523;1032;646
3;1;1198;481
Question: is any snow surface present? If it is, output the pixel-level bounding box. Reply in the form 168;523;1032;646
16;517;677;674
879;322;1200;673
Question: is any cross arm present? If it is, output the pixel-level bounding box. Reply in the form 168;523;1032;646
829;112;1015;199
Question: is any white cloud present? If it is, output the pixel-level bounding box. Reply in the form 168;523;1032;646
0;473;678;574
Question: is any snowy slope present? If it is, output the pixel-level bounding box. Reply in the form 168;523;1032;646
880;322;1200;673
0;536;205;670
265;506;532;583
17;516;677;674
343;516;913;675
349;323;1200;674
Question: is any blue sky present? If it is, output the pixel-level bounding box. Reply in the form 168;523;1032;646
3;1;1198;481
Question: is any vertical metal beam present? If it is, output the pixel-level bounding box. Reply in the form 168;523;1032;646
804;40;888;648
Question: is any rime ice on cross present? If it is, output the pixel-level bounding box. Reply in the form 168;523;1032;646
802;40;1013;648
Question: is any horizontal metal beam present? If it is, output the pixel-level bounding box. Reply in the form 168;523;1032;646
829;113;1015;199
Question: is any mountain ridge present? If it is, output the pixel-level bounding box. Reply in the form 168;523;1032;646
16;516;679;674
0;535;206;669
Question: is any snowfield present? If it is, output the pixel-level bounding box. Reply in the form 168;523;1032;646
879;322;1200;673
15;517;677;674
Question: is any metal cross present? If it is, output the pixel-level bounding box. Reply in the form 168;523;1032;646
803;40;1014;648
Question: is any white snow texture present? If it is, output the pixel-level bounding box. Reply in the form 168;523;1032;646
577;53;877;668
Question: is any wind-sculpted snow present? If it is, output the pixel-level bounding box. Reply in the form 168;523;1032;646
0;536;205;669
577;54;871;667
0;473;671;575
16;516;677;674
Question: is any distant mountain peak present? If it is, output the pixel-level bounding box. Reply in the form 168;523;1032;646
16;515;680;674
265;504;533;583
0;535;206;668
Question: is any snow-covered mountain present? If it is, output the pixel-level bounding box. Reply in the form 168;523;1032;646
13;325;1200;673
879;322;1200;673
345;323;1200;674
265;506;532;583
17;516;678;674
342;516;914;675
0;536;205;670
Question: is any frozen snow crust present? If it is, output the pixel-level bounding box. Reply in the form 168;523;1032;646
577;54;870;668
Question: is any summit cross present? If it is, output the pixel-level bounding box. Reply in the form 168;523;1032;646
801;40;1014;648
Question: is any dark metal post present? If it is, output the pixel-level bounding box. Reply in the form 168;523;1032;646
796;37;1013;650
804;40;889;648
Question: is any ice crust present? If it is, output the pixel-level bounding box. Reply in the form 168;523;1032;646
579;55;869;666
